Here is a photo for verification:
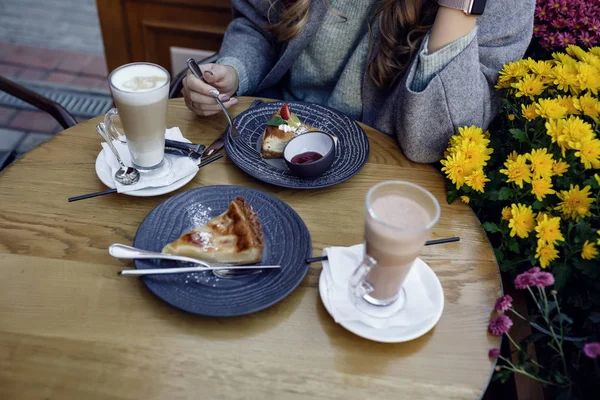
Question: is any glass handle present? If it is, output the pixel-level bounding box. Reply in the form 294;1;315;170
349;255;377;299
104;107;126;143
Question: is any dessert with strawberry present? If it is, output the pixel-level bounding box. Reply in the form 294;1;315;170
261;103;317;159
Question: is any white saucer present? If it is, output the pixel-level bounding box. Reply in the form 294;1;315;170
319;258;444;343
95;149;198;197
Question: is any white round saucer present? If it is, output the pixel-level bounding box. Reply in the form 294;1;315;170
95;149;198;197
319;258;444;343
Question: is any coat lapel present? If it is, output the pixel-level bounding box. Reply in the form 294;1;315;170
257;1;329;92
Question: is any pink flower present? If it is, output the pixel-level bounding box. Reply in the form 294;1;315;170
527;267;540;274
579;31;598;47
583;342;600;359
515;271;537;289
494;295;513;312
488;348;501;359
488;315;513;336
533;272;555;288
557;32;576;47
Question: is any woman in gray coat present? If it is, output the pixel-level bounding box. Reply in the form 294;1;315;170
182;0;535;163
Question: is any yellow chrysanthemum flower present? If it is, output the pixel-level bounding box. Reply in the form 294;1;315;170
590;47;600;57
496;61;530;89
500;154;532;188
574;138;600;169
573;92;600;122
527;148;555;178
576;63;600;95
558;116;595;150
556;95;579;115
545;119;565;145
535;214;564;246
440;151;470;189
521;103;539;120
531;177;556;201
508;203;536;238
458;141;492;171
508;113;515;121
460;196;470;204
597;230;600;246
552;160;570;176
552;63;579;94
566;45;588;61
529;60;555;84
449;125;490;149
595;174;600;186
553;52;577;65
507;150;519;162
512;74;546;99
501;206;513;221
581;240;598;260
465;169;490;193
536;241;559;268
535;98;567;119
556;185;594;220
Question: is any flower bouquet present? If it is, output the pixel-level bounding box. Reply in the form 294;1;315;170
439;45;600;397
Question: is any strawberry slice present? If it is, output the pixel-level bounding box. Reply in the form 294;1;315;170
280;103;291;120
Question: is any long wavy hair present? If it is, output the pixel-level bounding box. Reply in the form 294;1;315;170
266;0;438;89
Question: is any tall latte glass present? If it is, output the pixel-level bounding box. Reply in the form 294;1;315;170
105;62;170;170
350;181;440;318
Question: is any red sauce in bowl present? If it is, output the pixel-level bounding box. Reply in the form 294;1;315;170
291;151;323;164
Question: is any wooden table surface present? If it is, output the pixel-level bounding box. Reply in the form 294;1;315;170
0;97;501;400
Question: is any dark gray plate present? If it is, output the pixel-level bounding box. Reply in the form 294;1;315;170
224;101;370;189
133;185;311;316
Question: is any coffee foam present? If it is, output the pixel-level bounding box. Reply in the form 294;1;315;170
110;64;169;106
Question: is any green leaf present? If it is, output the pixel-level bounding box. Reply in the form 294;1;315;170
552;263;571;290
532;200;544;211
482;222;501;233
510;128;528;143
507;239;520;253
498;187;515;201
266;116;286;126
493;248;505;263
446;190;458;204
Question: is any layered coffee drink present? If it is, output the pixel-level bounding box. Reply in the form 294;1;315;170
108;63;170;169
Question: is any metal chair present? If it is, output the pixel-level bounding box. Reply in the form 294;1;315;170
0;76;77;169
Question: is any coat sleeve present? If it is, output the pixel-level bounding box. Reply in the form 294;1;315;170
394;0;536;163
216;0;280;95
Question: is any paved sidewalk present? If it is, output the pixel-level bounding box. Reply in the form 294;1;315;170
0;0;111;169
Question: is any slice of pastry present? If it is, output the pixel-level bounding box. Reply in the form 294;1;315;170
162;197;264;265
261;103;317;159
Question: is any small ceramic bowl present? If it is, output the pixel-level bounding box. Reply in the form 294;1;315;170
283;131;335;178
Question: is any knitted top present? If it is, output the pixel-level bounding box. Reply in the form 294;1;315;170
284;0;476;120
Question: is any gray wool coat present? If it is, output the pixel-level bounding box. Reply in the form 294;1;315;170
217;0;536;163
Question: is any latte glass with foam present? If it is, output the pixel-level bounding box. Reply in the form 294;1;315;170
105;63;170;170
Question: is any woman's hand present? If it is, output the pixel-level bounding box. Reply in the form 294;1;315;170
181;63;239;116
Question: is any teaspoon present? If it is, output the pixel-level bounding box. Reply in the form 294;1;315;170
96;123;140;185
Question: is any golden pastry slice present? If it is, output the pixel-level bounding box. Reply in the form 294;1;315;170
162;197;264;265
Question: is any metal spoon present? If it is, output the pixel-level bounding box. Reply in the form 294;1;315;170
186;58;240;138
96;123;140;185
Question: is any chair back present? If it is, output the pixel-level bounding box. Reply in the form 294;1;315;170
0;75;77;129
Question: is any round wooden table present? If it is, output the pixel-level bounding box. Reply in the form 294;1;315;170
0;97;501;400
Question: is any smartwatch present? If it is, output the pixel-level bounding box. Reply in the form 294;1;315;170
437;0;487;16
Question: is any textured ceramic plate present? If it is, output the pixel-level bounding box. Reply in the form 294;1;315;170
224;101;370;189
133;185;312;316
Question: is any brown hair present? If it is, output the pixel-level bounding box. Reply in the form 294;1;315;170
266;0;438;89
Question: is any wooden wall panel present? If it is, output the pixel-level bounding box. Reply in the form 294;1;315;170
97;0;232;73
